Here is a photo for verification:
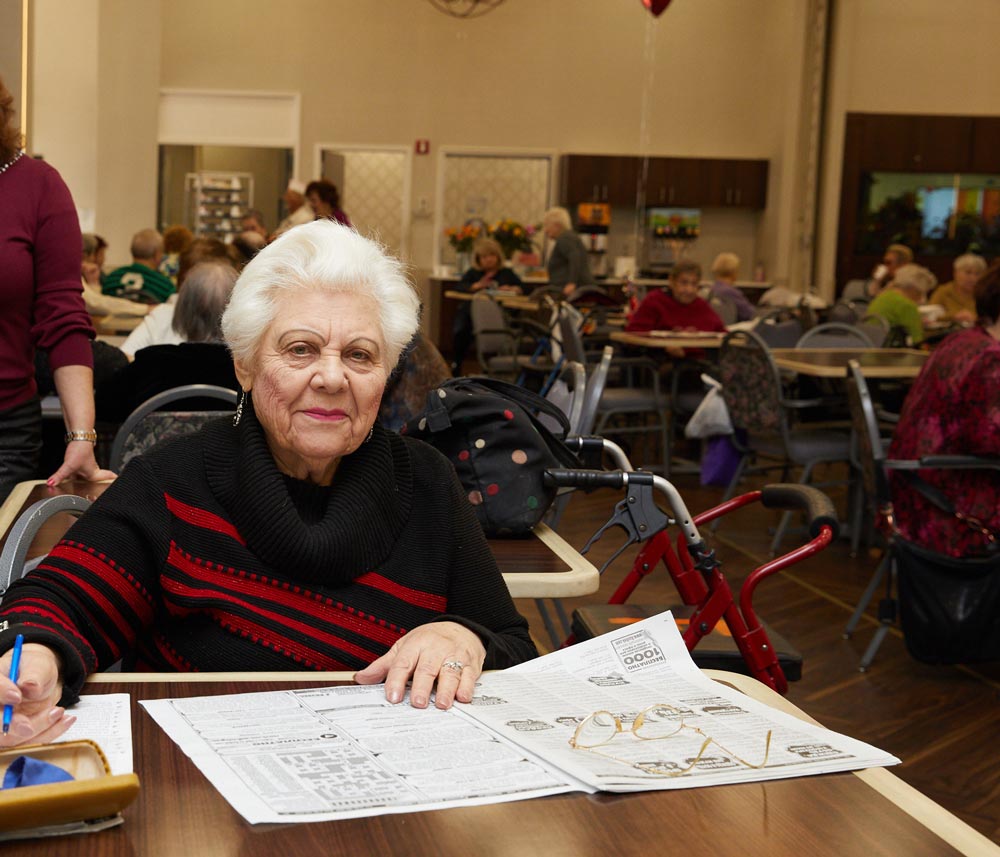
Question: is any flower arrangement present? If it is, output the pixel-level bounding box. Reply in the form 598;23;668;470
489;218;536;259
444;224;483;253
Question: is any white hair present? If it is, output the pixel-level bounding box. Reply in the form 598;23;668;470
954;253;987;275
222;220;419;369
542;206;572;231
893;263;937;296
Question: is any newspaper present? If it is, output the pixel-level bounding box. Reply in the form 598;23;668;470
58;693;133;775
140;612;898;823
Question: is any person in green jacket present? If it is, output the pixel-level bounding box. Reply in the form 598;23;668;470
867;263;936;345
103;228;176;303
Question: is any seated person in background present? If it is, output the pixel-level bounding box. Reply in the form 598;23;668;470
273;179;314;238
451;237;523;374
0;221;535;745
80;232;150;322
868;243;913;297
708;252;755;322
867;263;936;345
240;209;269;240
230;230;267;268
379;331;452;431
543;206;594;298
96;261;240;423
306;179;351;227
158;225;193;283
120;238;235;358
102;228;176;303
929;252;984;325
887;262;1000;557
626;260;727;335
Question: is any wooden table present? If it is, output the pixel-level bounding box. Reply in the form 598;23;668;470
610;330;726;350
0;480;599;601
0;670;989;856
770;348;928;379
443;289;542;313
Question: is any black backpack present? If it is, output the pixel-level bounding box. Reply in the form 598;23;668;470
402;377;580;537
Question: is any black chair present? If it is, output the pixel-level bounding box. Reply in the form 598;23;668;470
796;322;872;349
717;330;852;554
842;359;1000;669
109;384;238;471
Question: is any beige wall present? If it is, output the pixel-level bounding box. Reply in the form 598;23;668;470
26;0;1000;298
159;0;809;284
0;0;26;134
816;0;1000;294
30;0;159;266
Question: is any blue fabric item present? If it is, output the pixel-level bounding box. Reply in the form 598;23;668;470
2;755;75;788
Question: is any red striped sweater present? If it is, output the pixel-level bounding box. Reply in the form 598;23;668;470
0;411;536;703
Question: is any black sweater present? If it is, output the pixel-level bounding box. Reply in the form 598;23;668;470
0;408;536;703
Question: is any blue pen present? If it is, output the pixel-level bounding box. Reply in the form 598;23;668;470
3;634;24;735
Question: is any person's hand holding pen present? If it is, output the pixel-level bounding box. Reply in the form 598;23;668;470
0;640;75;746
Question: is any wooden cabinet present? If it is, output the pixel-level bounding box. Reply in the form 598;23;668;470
700;158;769;208
560;155;638;206
645;157;704;207
560;155;768;210
970;117;1000;173
855;113;973;172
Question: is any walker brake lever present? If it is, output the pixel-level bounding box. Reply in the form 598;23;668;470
581;473;672;574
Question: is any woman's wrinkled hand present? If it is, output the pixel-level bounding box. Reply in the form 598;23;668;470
354;621;486;710
0;643;74;747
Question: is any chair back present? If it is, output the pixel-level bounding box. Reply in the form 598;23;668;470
576;346;613;436
857;314;889;346
110;384;238;471
845;360;890;506
470;294;514;362
827;301;859;325
708;295;738;326
754;310;803;348
841;279;871;302
0;495;91;597
555;304;588;366
539;361;586;436
796;322;872;349
719;330;784;435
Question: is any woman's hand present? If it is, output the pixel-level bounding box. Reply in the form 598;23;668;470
46;442;117;488
471;272;496;292
0;643;75;747
354;621;486;710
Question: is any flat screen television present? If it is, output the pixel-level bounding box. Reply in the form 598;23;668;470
647;207;700;239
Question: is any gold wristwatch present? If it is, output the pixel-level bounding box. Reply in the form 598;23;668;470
65;429;98;444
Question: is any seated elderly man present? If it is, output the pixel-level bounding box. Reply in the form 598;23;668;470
867;263;936;345
0;221;536;747
103;228;176;303
96;262;240;423
929;253;985;324
120;238;236;358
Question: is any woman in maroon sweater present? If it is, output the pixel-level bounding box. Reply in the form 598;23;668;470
0;76;114;503
626;259;727;335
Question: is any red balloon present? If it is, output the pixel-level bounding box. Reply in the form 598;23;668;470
642;0;672;16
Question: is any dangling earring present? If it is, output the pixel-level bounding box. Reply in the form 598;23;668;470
233;390;247;427
365;425;374;443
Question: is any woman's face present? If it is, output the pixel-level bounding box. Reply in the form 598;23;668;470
954;265;979;293
307;192;333;218
235;290;389;484
479;251;501;272
670;271;701;305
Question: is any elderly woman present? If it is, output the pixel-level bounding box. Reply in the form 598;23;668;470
708;252;754;322
0;221;536;746
305;179;351;227
450;236;523;374
867;263;936;345
888;260;1000;557
929;253;985;324
542;206;594;298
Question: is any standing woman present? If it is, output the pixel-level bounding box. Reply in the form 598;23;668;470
542;206;594;298
0;76;114;503
305;179;351;227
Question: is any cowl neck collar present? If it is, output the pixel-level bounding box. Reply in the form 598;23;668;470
203;403;413;583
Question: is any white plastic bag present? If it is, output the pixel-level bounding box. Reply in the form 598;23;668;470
684;374;733;439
